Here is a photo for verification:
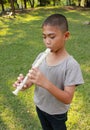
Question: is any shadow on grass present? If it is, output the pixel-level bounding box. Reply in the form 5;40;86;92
0;80;41;130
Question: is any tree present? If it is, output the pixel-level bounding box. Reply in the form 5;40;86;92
10;0;15;17
0;0;5;12
85;0;90;7
52;0;60;6
38;0;50;6
28;0;35;7
78;0;81;6
24;0;27;8
66;0;71;5
53;0;56;6
39;0;46;6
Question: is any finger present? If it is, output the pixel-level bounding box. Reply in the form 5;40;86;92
32;67;39;72
31;68;38;76
13;82;20;87
18;74;24;79
19;73;23;77
29;69;33;74
31;68;38;72
28;70;34;78
13;83;16;87
21;85;27;91
17;76;24;83
28;73;33;79
13;74;24;88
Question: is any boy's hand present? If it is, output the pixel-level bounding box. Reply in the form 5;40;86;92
28;68;48;88
13;74;28;90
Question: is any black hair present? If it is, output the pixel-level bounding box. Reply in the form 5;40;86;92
42;14;68;32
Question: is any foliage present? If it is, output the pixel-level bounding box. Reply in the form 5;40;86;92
0;7;90;130
0;0;90;13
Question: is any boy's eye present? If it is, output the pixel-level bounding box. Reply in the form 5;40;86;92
43;36;46;39
42;35;55;39
50;36;55;39
42;35;46;39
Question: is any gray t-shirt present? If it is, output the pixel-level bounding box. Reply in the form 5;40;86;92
33;53;84;115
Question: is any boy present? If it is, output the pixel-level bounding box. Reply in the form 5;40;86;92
13;14;84;130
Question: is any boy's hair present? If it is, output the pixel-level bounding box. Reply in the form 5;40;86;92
42;14;68;32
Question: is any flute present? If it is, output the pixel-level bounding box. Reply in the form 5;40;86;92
12;48;51;96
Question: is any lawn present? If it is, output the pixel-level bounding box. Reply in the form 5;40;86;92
0;6;90;130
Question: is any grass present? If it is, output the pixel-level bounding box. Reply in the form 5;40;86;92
0;6;90;130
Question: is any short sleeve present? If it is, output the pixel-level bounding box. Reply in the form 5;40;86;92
64;59;84;86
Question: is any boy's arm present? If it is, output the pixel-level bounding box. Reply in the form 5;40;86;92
46;82;76;104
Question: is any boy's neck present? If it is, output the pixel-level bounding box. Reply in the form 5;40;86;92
51;47;68;57
46;48;69;66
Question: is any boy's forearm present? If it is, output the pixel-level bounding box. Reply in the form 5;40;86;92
45;81;75;104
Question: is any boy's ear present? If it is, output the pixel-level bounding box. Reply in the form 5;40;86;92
64;31;70;40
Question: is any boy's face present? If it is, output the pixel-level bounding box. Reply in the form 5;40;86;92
42;25;70;52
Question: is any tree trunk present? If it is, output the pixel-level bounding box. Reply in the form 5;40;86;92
24;0;27;8
10;0;15;17
0;0;5;12
86;0;90;7
66;0;71;5
28;0;35;8
53;0;55;6
39;0;46;6
78;0;81;6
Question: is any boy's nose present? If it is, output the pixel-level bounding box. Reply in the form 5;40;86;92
45;38;51;45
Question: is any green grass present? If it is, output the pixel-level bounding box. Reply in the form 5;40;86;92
0;6;90;130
